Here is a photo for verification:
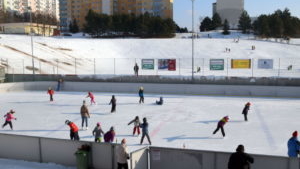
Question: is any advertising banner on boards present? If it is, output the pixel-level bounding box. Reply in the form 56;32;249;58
158;59;176;71
257;59;273;69
142;59;154;70
231;59;251;69
210;59;224;70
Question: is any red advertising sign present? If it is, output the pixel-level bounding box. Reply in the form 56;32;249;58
168;59;176;71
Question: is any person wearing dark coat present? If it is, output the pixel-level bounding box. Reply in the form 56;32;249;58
288;131;300;157
140;117;151;145
213;116;229;137
104;126;115;143
134;63;139;76
109;95;117;113
138;87;144;104
156;97;163;105
242;102;251;121
228;144;254;169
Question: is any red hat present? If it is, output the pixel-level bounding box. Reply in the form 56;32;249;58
293;131;298;137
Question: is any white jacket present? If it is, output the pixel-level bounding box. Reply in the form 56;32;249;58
117;143;129;164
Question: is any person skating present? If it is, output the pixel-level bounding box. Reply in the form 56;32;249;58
128;116;141;136
133;63;139;77
117;138;130;169
213;116;229;137
47;87;54;101
109;95;116;113
288;131;300;157
104;126;116;143
156;97;163;105
80;100;90;130
2;110;17;130
92;122;105;143
65;120;80;140
138;87;144;104
140;117;151;145
228;144;254;169
86;91;96;105
242;102;251;121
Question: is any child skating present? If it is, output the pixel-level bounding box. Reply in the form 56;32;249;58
104;126;116;143
138;87;144;104
213;116;229;137
86;91;96;105
2;110;17;130
128;116;141;136
47;87;54;101
80;100;90;130
65;120;80;140
92;122;105;142
242;102;251;121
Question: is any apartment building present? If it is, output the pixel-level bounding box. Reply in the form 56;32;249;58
213;0;244;28
60;0;173;31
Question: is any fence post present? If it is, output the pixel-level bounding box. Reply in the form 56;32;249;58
251;58;254;77
278;58;280;77
179;58;181;76
227;58;229;77
94;58;96;74
114;58;116;75
75;58;77;75
23;59;25;74
202;58;205;76
39;138;43;163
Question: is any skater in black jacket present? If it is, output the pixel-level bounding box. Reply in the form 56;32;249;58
109;95;116;113
242;102;251;121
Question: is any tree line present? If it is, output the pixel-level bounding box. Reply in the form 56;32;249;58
200;8;300;38
82;10;176;38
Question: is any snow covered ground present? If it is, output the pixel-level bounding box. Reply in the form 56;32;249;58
0;33;299;77
0;91;299;158
0;158;75;169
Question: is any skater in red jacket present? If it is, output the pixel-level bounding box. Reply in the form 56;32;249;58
65;120;80;140
47;87;54;101
86;91;96;105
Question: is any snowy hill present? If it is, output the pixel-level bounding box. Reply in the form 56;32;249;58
0;33;299;77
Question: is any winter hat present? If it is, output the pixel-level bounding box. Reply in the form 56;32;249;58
110;126;114;131
246;102;251;106
140;87;144;90
236;144;245;152
121;138;126;144
65;120;70;124
97;122;101;126
10;110;15;114
143;117;147;122
293;131;298;137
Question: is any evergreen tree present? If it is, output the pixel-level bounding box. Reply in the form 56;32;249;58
200;17;212;32
211;13;222;30
222;19;230;35
269;13;283;38
238;10;252;34
69;19;79;33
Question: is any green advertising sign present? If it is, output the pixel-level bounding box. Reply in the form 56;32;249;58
142;59;154;70
210;59;224;70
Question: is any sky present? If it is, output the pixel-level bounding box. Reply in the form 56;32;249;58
173;0;300;31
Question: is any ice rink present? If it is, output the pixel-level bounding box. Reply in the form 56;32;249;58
0;91;299;157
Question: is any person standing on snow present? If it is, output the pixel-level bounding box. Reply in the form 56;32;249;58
80;100;90;130
138;87;144;104
86;91;96;105
65;120;80;140
47;87;54;101
288;131;300;157
104;126;116;143
228;144;254;169
134;63;139;77
213;116;229;137
128;116;141;136
2;110;17;130
242;102;251;121
109;95;117;113
117;138;130;169
92;122;105;142
140;117;151;145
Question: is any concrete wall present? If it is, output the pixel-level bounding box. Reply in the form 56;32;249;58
1;82;300;98
145;147;300;169
0;133;118;169
5;74;300;86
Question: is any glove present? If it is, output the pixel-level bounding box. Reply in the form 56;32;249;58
15;118;17;120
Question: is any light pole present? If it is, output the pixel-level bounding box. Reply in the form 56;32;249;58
28;7;35;79
191;0;195;82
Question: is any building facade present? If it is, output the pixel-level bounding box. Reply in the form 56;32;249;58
60;0;173;31
213;0;244;29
